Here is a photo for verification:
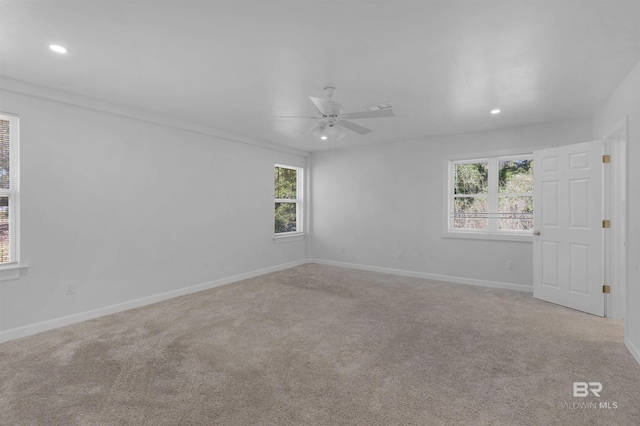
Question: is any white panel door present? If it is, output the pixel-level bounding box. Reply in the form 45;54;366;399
533;141;604;316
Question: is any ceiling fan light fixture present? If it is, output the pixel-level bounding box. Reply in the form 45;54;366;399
317;130;344;141
325;122;338;135
313;122;345;141
312;123;327;140
49;44;68;54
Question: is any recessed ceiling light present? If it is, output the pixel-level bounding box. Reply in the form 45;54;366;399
491;109;501;115
49;44;68;54
320;136;328;140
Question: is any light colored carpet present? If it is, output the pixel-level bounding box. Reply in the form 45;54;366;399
1;263;638;425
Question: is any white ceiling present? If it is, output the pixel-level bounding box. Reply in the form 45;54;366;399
1;0;639;151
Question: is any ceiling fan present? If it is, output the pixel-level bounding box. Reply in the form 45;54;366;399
276;87;395;140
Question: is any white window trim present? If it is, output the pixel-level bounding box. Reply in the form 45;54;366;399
273;233;305;243
273;164;305;241
442;147;545;243
0;113;20;266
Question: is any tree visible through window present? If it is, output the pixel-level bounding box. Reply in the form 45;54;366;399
274;165;302;234
498;159;533;231
450;155;533;234
453;161;489;229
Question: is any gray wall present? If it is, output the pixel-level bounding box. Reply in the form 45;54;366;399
310;118;593;288
0;88;308;339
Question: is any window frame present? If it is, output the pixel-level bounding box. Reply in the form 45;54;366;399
273;164;304;241
442;148;536;242
0;112;20;268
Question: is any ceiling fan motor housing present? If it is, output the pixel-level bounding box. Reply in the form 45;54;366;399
327;101;343;116
322;87;343;116
322;87;337;99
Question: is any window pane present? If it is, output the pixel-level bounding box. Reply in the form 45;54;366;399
499;195;533;231
499;159;533;193
453;197;488;230
454;162;488;194
0;196;8;263
275;202;297;233
0;119;9;190
274;167;297;199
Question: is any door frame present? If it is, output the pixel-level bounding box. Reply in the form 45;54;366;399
603;117;628;319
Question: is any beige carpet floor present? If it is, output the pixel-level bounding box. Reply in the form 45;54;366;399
1;263;639;425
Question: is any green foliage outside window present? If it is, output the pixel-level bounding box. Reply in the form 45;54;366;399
274;167;297;199
453;158;533;231
498;159;533;230
499;159;533;193
274;166;298;233
454;163;488;194
275;202;296;233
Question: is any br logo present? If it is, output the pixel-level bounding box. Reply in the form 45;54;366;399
573;382;602;397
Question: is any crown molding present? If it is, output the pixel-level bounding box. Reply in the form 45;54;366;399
0;77;309;157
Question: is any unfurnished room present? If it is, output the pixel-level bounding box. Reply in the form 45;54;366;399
1;1;640;425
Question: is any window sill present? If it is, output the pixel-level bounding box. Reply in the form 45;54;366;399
273;233;306;243
0;263;28;282
444;231;533;242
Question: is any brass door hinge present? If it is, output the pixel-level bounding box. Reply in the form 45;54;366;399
603;220;611;228
603;155;611;163
603;284;611;294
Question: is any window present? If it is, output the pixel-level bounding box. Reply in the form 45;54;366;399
0;113;20;265
445;152;533;240
274;164;303;236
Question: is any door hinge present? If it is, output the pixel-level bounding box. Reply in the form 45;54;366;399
603;154;611;163
603;284;611;294
602;220;611;228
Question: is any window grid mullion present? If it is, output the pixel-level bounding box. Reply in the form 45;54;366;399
488;158;498;232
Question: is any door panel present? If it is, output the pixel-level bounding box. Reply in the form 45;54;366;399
569;244;590;294
542;241;559;288
542;181;559;226
533;141;604;316
570;179;590;228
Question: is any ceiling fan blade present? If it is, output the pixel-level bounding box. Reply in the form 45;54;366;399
273;116;321;119
341;108;395;119
338;120;372;135
303;123;323;135
309;96;333;116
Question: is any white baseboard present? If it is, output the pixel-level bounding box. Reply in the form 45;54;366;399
625;337;640;367
0;259;307;344
308;258;533;293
